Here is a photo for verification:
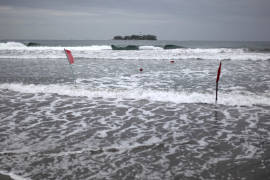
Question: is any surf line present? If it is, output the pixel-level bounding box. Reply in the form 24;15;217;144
64;49;77;87
215;60;222;104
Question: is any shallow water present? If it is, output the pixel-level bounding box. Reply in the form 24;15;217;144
0;41;270;180
1;90;270;179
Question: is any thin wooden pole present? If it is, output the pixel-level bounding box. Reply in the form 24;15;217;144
69;64;76;86
215;82;218;104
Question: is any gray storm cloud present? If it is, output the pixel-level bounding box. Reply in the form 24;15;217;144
0;0;269;40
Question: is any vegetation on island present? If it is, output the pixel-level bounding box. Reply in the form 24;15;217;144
113;34;157;40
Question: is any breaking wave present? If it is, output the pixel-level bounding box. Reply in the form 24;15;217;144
1;41;270;61
1;83;269;106
0;41;26;48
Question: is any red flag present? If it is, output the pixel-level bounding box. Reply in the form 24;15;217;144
216;61;222;83
64;49;74;64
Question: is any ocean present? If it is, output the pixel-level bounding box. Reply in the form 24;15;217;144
0;40;270;180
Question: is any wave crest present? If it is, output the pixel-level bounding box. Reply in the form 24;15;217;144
0;42;270;61
0;41;26;48
1;83;269;106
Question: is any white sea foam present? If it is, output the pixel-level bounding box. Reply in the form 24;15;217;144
0;80;269;179
1;83;269;106
0;42;270;61
139;46;163;50
0;42;111;50
0;42;26;48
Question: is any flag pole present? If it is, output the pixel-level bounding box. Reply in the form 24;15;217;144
215;81;218;104
64;48;76;87
69;64;76;86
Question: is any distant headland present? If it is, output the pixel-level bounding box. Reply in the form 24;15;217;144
113;34;157;40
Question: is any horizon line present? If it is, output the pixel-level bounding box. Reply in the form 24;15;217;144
1;39;270;42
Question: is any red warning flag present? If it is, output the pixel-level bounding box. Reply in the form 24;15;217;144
64;49;74;64
215;61;222;103
216;61;222;83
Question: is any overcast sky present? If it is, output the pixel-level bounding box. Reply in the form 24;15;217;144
0;0;269;40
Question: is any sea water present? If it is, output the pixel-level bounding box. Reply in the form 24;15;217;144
0;40;270;180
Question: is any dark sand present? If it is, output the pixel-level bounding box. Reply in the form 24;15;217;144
0;173;14;180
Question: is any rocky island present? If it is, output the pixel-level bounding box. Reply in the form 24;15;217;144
113;34;157;40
